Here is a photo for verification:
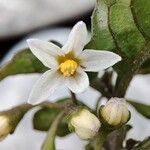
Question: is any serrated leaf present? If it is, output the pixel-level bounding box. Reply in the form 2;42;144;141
128;100;150;119
0;49;48;81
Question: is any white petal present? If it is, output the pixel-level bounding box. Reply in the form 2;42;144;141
62;21;87;56
27;39;63;68
66;68;89;93
80;50;122;72
28;70;62;105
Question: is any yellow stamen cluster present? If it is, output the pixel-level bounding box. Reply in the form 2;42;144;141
60;60;78;77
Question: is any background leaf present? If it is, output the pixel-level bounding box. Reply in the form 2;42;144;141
33;107;70;137
131;0;150;39
128;100;150;119
87;0;150;97
33;99;71;137
0;40;63;81
109;2;145;58
0;49;48;81
86;0;115;50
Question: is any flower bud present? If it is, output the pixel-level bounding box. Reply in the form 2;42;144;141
0;115;12;140
69;108;101;140
0;104;32;141
100;97;130;126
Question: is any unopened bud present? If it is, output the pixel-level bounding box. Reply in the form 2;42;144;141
0;115;12;140
69;108;101;140
100;97;130;126
0;104;32;141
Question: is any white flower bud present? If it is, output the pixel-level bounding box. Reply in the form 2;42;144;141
69;108;101;140
100;97;130;126
0;116;12;140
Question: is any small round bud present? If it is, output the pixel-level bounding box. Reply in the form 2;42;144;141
0;104;32;141
100;97;130;126
69;108;101;140
0;116;12;140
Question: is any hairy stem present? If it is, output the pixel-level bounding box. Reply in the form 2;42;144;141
70;91;78;105
41;111;65;150
1;100;72;118
94;129;108;150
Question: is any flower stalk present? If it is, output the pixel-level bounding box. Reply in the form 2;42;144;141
70;91;78;105
94;128;109;150
41;111;65;150
0;103;32;140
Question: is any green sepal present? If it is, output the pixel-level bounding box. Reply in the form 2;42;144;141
33;99;71;137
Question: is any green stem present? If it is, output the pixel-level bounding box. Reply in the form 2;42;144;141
39;101;70;109
0;101;71;133
2;101;69;115
94;129;108;150
41;111;65;150
0;103;33;133
3;103;32;115
70;91;78;105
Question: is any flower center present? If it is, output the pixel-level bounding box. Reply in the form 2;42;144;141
60;59;78;77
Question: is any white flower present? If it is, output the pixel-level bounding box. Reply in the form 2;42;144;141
69;108;101;139
27;21;121;104
100;97;130;126
0;116;11;140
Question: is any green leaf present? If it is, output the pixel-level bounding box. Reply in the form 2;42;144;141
87;0;147;58
33;108;59;130
109;2;145;58
41;111;65;150
0;40;62;81
137;58;150;74
87;0;150;97
128;100;150;119
33;100;71;137
86;0;115;50
0;49;48;81
131;0;150;39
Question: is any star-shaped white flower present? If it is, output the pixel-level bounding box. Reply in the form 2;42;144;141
27;21;121;105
